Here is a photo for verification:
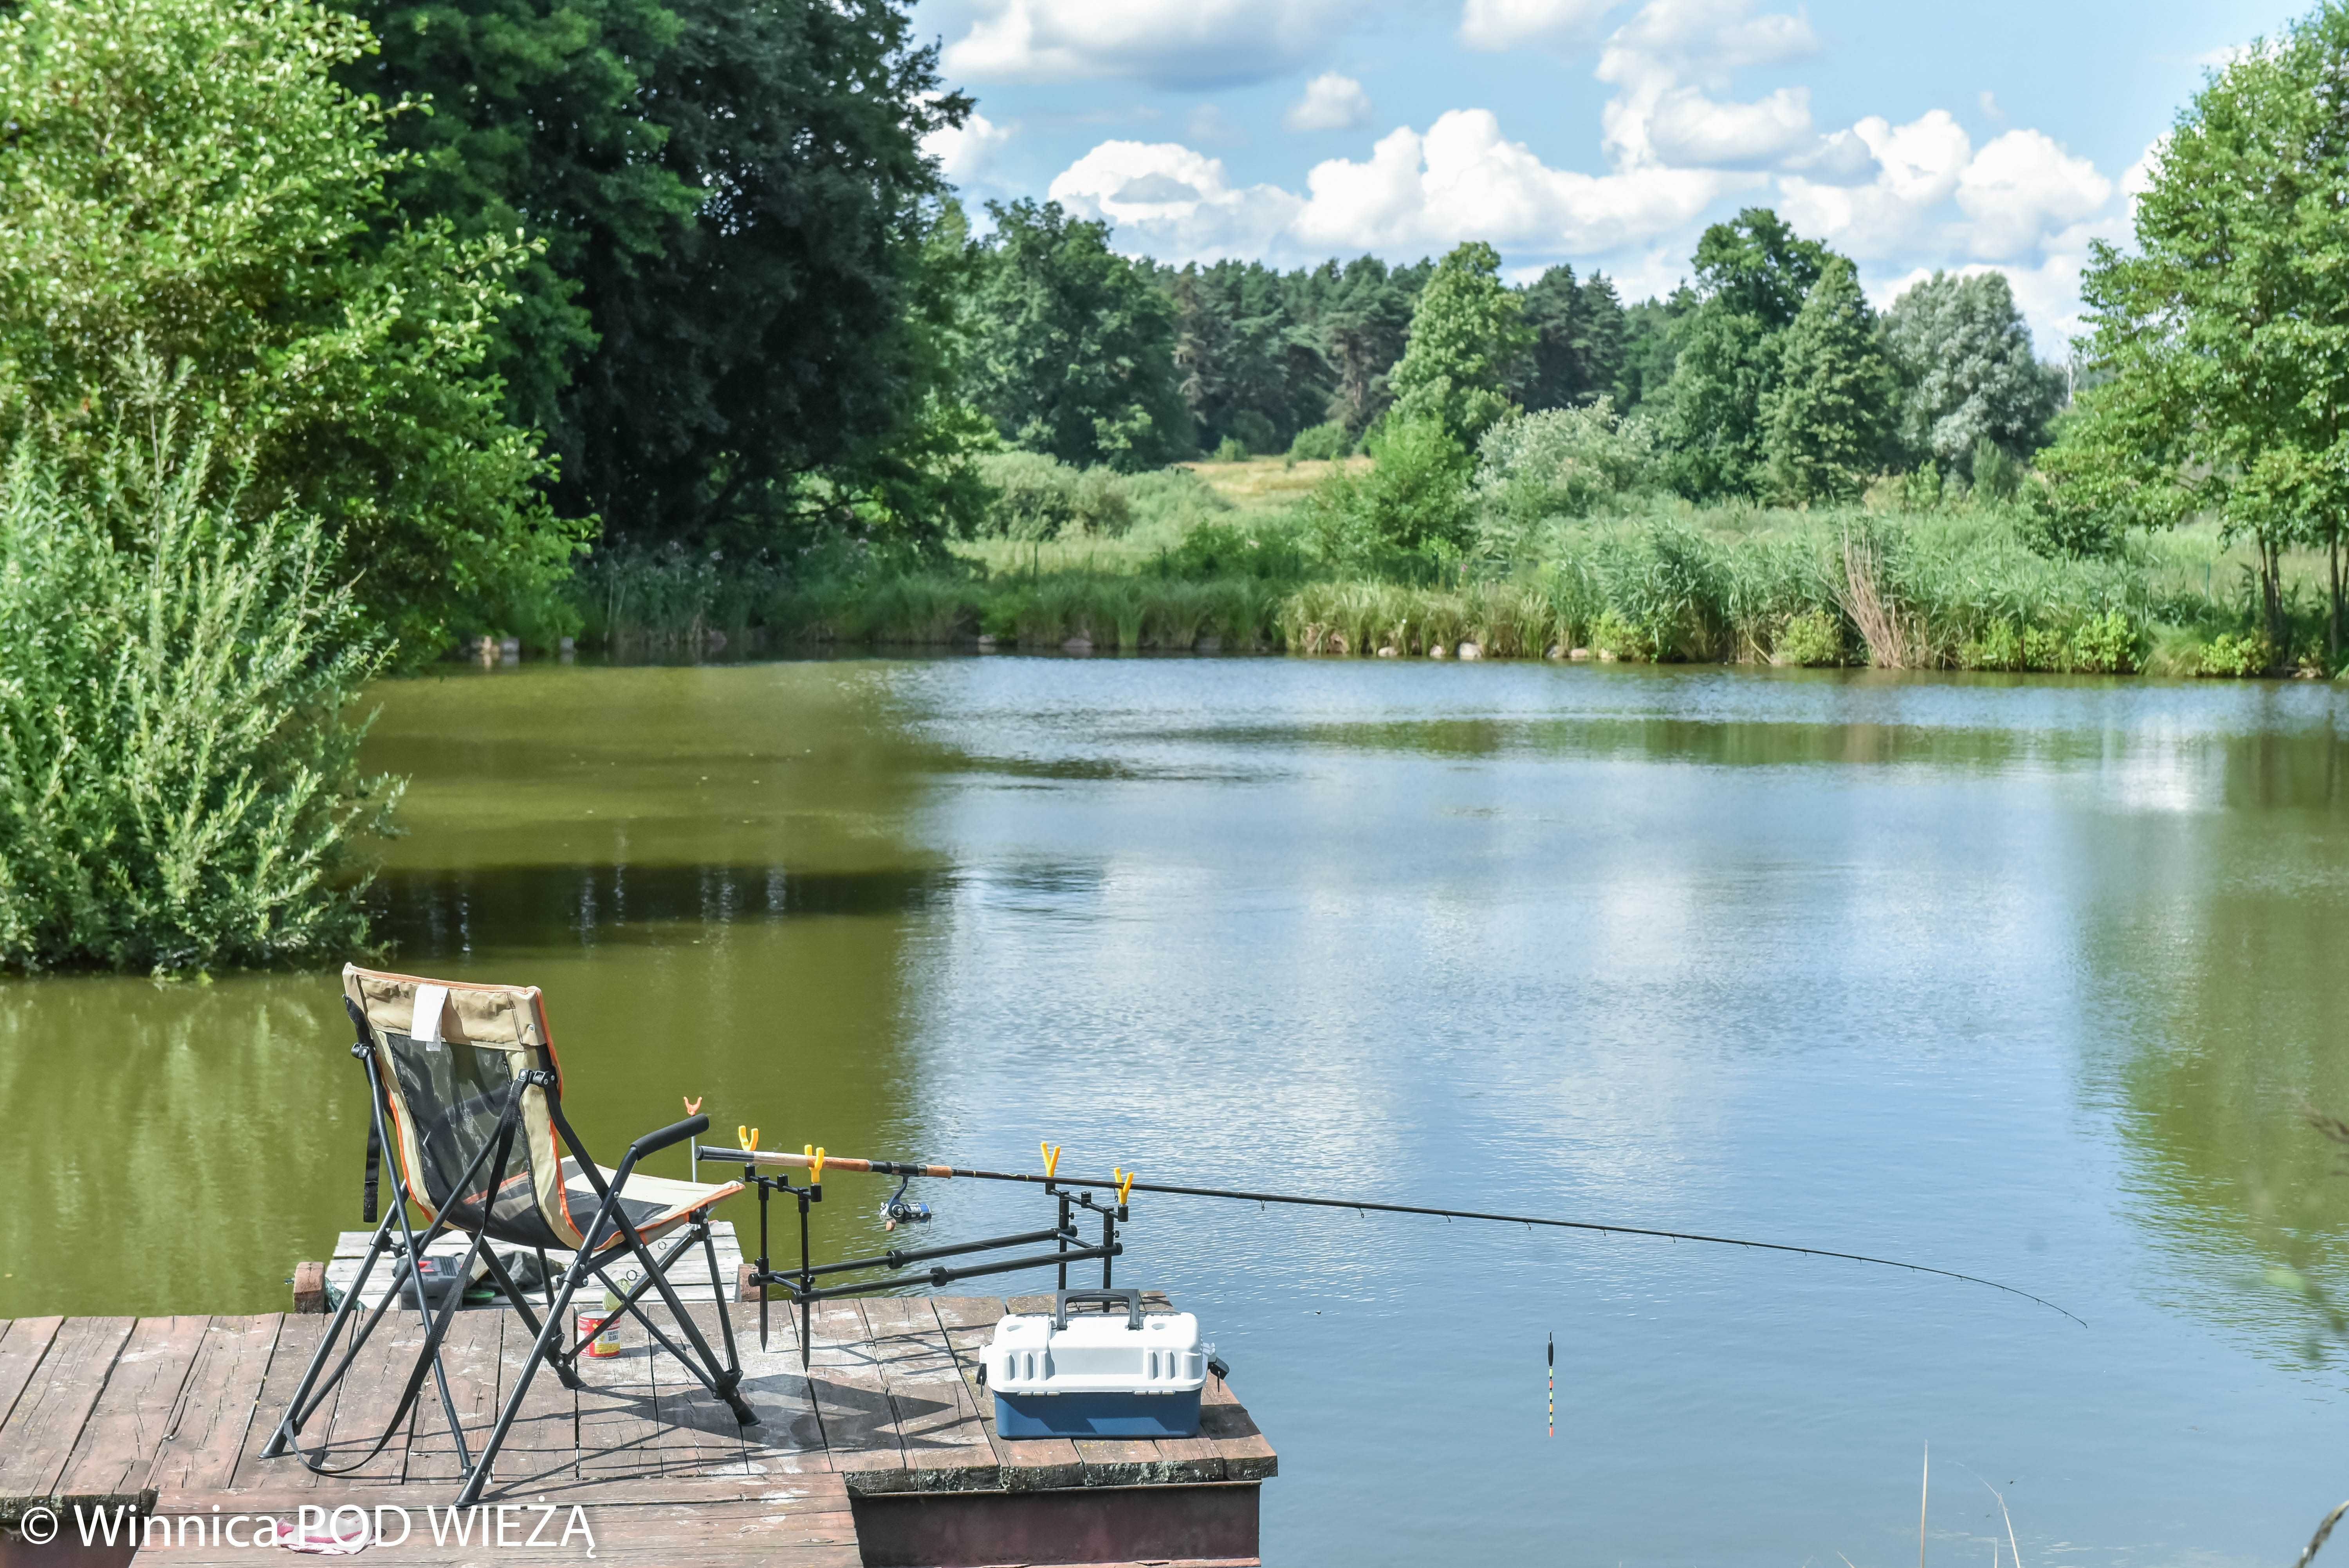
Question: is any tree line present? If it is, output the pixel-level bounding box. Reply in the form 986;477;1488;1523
965;201;2062;505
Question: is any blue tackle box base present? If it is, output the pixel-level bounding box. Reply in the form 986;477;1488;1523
993;1389;1203;1438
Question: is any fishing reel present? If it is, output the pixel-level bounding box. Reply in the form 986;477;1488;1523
880;1173;932;1231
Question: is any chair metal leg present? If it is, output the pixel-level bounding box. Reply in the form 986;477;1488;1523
453;1257;593;1509
261;1200;402;1457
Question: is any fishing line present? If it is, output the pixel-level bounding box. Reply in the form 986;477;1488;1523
705;1147;2087;1328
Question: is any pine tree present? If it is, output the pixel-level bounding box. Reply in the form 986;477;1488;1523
1761;257;1899;503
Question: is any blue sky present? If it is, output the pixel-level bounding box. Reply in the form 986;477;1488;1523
913;0;2304;354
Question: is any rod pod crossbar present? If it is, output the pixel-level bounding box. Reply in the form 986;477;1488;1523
699;1145;2085;1328
734;1157;1129;1359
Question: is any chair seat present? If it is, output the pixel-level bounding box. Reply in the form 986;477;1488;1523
561;1160;743;1250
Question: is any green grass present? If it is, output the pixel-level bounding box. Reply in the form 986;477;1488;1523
574;470;2349;678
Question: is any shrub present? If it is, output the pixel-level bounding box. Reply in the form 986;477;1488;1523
1169;518;1309;581
1472;399;1656;556
1959;619;2025;670
0;423;395;973
2070;608;2139;673
1304;416;1474;571
1213;435;1250;463
1971;437;2024;503
1775;608;1846;666
2198;632;2271;677
1288;421;1352;462
973;452;1133;538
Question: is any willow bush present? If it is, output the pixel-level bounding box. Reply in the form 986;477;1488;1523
0;422;396;973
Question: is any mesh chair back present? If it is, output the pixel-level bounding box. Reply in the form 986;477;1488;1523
343;964;585;1250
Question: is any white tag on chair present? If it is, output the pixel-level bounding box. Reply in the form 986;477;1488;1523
411;984;449;1051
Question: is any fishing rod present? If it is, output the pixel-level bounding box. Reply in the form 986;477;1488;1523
696;1142;2087;1329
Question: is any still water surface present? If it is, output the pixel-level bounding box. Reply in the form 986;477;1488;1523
8;657;2349;1564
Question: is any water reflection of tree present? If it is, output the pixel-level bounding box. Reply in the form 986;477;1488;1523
2096;725;2349;1366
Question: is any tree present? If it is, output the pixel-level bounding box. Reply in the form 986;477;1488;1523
2067;1;2349;657
343;0;695;445
1518;265;1629;412
967;200;1192;470
0;0;578;653
1762;258;1899;503
1316;256;1426;436
1387;241;1533;447
1653;209;1832;498
1617;289;1690;411
1167;260;1331;454
352;0;972;554
1882;271;2063;478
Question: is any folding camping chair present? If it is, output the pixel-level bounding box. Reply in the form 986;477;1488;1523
262;965;756;1506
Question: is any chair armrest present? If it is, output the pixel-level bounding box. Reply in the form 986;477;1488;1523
627;1113;709;1165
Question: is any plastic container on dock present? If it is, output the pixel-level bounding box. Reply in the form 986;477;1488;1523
983;1290;1208;1438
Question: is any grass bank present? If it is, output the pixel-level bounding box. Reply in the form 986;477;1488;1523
561;459;2342;678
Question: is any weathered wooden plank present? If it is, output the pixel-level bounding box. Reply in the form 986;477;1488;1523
129;1496;861;1568
311;1303;436;1486
733;1305;832;1479
574;1301;666;1482
54;1317;210;1509
0;1317;65;1438
802;1299;904;1492
651;1306;751;1478
401;1310;505;1484
439;1310;572;1500
229;1313;336;1491
0;1315;137;1506
150;1316;280;1495
1200;1372;1277;1481
943;1297;1082;1493
152;1473;850;1515
862;1296;998;1493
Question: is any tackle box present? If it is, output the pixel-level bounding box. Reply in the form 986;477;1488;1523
982;1290;1209;1438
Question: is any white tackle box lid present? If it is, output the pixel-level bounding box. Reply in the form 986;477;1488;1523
985;1289;1208;1396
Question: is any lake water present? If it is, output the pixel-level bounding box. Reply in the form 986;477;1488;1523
7;655;2349;1564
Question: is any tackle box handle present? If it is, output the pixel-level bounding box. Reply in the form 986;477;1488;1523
1054;1288;1143;1330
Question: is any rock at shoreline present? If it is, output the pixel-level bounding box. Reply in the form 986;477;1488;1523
1429;643;1450;659
1458;642;1483;660
1377;645;1399;658
1063;635;1094;654
1569;648;1591;661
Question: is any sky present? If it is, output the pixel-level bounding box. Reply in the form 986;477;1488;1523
911;0;2306;356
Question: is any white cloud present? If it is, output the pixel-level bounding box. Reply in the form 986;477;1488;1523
1051;109;1741;263
1955;129;2111;259
944;0;1349;89
924;112;1015;185
1645;85;1812;166
1286;72;1374;133
1459;0;1618;51
1048;141;1304;260
1294;111;1742;253
1777;110;1973;256
1597;0;1819;169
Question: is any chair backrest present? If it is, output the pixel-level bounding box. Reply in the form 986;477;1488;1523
343;964;586;1249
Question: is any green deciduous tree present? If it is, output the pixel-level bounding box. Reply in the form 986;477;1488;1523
1388;241;1534;447
967;200;1192;471
0;0;578;652
2066;1;2349;657
1763;258;1899;503
353;0;972;554
1654;209;1831;498
1882;270;2063;478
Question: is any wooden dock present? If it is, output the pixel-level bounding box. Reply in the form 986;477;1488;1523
0;1283;1275;1568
